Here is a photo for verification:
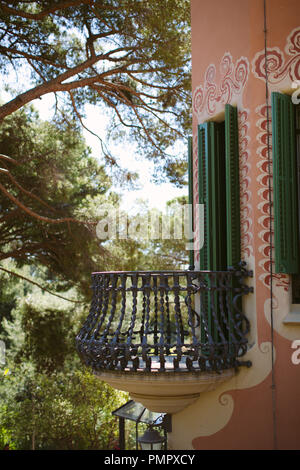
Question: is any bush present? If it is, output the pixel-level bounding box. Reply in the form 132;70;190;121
0;367;128;450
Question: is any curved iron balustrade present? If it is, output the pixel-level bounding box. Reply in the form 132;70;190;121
76;263;253;373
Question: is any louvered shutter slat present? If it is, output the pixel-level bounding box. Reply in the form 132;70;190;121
225;104;241;268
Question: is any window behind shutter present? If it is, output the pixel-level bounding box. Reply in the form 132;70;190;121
196;109;242;348
198;122;227;271
272;92;299;274
198;122;226;341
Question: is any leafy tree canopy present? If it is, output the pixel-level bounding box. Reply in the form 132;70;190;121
0;106;189;302
0;367;127;449
0;272;130;450
106;196;189;271
0;106;117;297
0;0;191;184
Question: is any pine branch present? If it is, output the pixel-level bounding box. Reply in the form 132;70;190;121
0;265;85;303
1;1;94;20
0;179;96;227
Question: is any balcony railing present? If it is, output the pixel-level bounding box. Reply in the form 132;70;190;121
76;262;253;374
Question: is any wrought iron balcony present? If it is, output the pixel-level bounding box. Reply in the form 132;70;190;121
76;263;253;413
76;263;252;372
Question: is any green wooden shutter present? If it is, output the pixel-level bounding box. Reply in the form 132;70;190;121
224;105;241;348
272;92;299;273
225;104;241;268
198;110;242;349
188;136;194;270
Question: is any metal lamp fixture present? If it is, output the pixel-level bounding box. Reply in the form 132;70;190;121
137;425;166;451
112;400;171;450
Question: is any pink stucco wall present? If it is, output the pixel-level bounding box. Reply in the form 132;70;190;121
189;0;300;450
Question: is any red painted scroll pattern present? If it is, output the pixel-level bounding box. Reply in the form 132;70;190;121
192;53;253;265
193;53;250;123
192;133;201;265
255;104;290;292
252;27;300;86
238;109;253;259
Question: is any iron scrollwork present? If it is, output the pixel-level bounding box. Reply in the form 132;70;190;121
76;266;253;374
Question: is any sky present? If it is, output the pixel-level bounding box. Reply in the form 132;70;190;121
31;94;186;214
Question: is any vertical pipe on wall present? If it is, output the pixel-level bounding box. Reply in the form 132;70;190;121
263;0;277;450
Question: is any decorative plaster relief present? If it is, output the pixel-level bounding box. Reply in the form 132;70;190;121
181;25;300;452
169;340;273;450
192;53;253;264
252;27;300;90
238;109;253;260
253;27;300;340
172;53;266;449
255;103;290;293
192;133;200;267
193;53;250;123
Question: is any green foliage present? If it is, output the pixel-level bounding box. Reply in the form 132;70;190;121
0;106;117;297
0;192;189;449
0;423;15;450
0;0;191;183
0;1;192;451
106;196;189;272
0;274;135;450
0;264;85;372
0;67;190;449
20;303;74;374
0;367;127;450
